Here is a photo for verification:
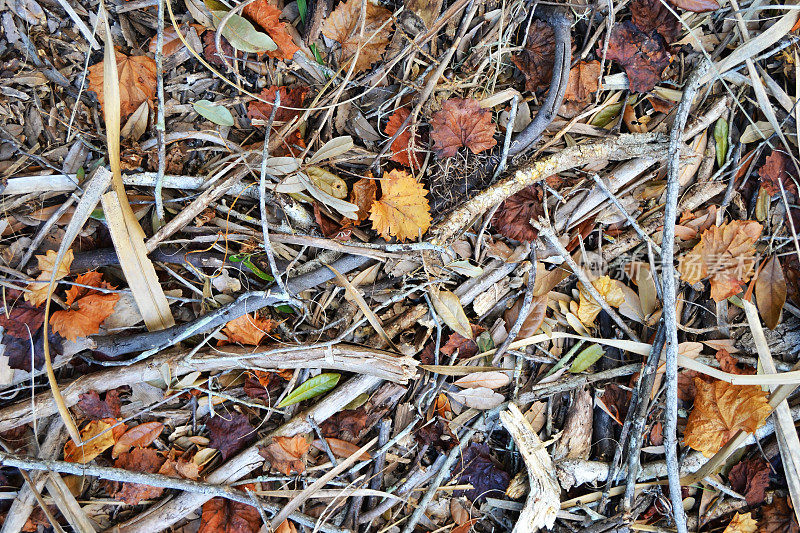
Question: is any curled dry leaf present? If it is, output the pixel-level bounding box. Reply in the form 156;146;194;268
384;107;422;168
222;313;277;346
112;421;164;459
758;150;798;196
200;490;261;533
491;185;544;241
604;21;671;93
430;98;497;158
242;0;299;60
728;456;770;506
631;0;681;42
64;418;123;464
321;0;392;73
576;276;625;327
349;177;377;223
512;20;555;92
49;271;120;341
683;378;771;457
454;371;511;390
247;85;308;123
87;52;157;118
259;434;311;475
25;249;74;306
723;512;758;533
755;255;786;330
759;496;800;533
368;169;432;242
677;220;762;302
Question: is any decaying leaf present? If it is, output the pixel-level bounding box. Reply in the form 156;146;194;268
368;169;432;242
206;412;256;460
112;447;167;504
683;378;771;457
349;177;377;223
321;0;392;73
723;512;758;533
728;456;770;506
87;52;157;118
454;442;510;503
259;434;311;475
312;437;370;459
576;276;625;327
503;294;549;339
605;21;671;93
49;271;120;341
149;23;205;56
247;85;308;123
430;98;497;158
759;150;798;196
200;490;261;533
756;255;787;330
631;0;681;42
242;0;299;60
25;249;74;306
512;20;555;92
64;418;122;464
677;220;762;301
759;496;800;533
76;389;122;421
222;313;277;345
384;107;422;168
670;0;719;12
492;185;544;241
448;387;504;410
563;60;602;113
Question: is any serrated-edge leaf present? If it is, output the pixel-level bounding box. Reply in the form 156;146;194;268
569;344;605;373
277;373;341;407
193;99;234;126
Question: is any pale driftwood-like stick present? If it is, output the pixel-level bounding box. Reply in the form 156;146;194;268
0;345;415;433
500;404;559;532
112;374;383;533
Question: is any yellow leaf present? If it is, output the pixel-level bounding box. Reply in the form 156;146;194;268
722;512;757;533
576;275;625;327
368;169;432;242
64;418;120;464
25;249;74;306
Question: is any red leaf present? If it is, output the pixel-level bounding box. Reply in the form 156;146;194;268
492;185;544;241
241;0;299;61
512;20;555;92
112;448;167;505
206;412;256;460
668;0;719;12
728;456;770;506
112;421;164;459
604;21;671;93
202;31;241;68
631;0;681;42
430;98;497;158
384;107;423;168
759;150;798;196
247;86;308;124
200;490;261;533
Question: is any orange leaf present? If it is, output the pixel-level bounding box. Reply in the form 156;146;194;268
756;255;787;329
512;20;555;92
430;98;497;158
758;150;798;196
247;85;308;124
64;418;122;464
677;220;762;302
148;23;205;56
222;313;277;345
259;434;311;475
49;271;120;341
368;169;432;242
723;512;758;533
199;492;261;533
87;52;157;118
349;177;377;223
563;60;602;105
384;108;422;168
242;0;299;60
321;0;392;73
275;520;298;533
312;437;371;460
683;378;771;457
25;249;74;306
112;421;165;459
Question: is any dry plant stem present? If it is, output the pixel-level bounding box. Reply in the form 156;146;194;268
661;60;709;533
537;224;640;342
492;247;537;364
114;374;382;533
518;363;640;403
15;195;77;271
429;133;668;245
154;0;167;223
589;173;659;254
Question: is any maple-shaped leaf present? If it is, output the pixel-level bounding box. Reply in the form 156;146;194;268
87;52;157;118
247;85;308;123
64;418;125;464
350;177;377;223
492;185;544;241
512;20;555;92
724;512;758;533
684;378;771;457
759;497;800;533
206;412;256;460
368;169;432;242
604;21;671;93
25;249;74;306
669;0;719;12
321;0;393;73
259;434;311;475
728;456;770;506
384;107;423;168
76;389;122;421
200;491;261;533
49;271;120;341
631;0;681;42
242;0;299;60
149;23;205;56
112;448;167;504
454;442;510;503
222;313;277;346
677;220;762;302
563;60;602;112
758;150;798;196
577;276;625;327
430;98;497;158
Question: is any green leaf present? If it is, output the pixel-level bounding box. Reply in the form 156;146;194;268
297;0;307;24
243;258;273;281
193;99;234;126
228;254;247;263
714;117;728;168
277;373;340;408
476;331;494;353
569;344;605;373
310;43;324;65
342;392;369;411
591;103;623;128
210;10;277;53
275;304;294;313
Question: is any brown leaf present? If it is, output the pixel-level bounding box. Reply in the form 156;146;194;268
725;512;758;533
314;203;353;240
275;520;298;533
259;434;311;475
759;150;798;196
756;255;787;329
320;407;369;442
384;107;422;168
242;0;299;60
321;0;392;73
759;496;800;533
684;378;771;457
25;249;74;306
669;0;720;12
604;21;671;93
440;324;485;360
112;421;164;459
430;98;497;158
247;85;308;123
631;0;681;42
206;412;256;460
64;418;123;464
200;491;261;533
503;294;548;339
148;23;205;56
677;220;762;302
312;437;370;460
202;30;241;68
50;271;120;341
415;417;458;452
597;383;631;425
492;185;544;241
512;20;555;92
454;442;510;503
368;169;432;242
112;448;167;504
715;349;756;375
728;456;770;506
87;52;157;118
76;389;122;421
222;313;277;346
563;60;602;109
350;177;377;223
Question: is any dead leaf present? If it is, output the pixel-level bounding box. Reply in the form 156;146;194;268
312;437;370;459
430;98;497;158
512;20;555;92
149;23;205;56
416;417;458;451
384;107;422;168
715;349;756;376
200;490;261;533
202;30;241;68
756;255;787;329
759;150;798;196
247;85;308;123
759;496;800;533
368;169;432;242
242;0;299;60
492;185;544;241
206;412;256;460
631;0;681;42
576;276;625;327
76;389;122;421
504;294;549;339
222;313;277;346
87;52;157;118
596;383;631;425
563;61;602;114
259;434;311;475
321;0;392;73
448;387;504;410
349;177;377;223
677;220;762;302
454;371;511;390
112;421;164;459
25;249;74;306
275;520;298;533
728;456;770;506
604;21;671;93
724;512;758;533
428;288;472;340
683;378;771;457
112;448;167;504
454;442;510;503
669;0;719;12
49;271;120;341
64;418;122;464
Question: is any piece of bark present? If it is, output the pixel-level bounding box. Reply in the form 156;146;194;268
551;387;593;462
